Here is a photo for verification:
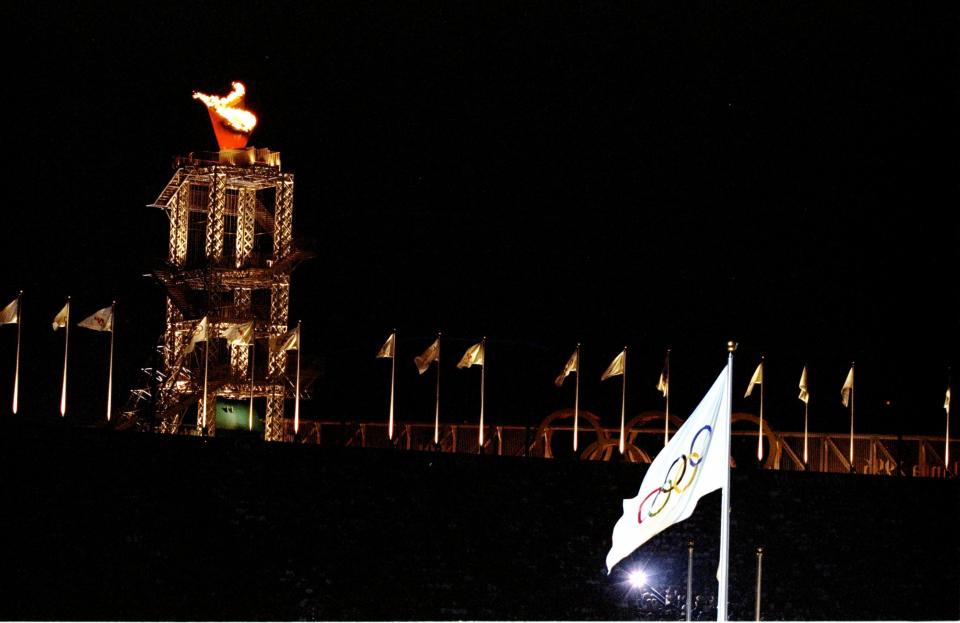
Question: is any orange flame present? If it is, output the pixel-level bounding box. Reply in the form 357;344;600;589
193;82;258;149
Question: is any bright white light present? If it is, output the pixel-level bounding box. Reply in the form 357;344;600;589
628;570;647;588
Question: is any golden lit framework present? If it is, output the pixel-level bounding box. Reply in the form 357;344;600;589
126;147;309;440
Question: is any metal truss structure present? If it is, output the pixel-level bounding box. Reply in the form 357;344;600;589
138;148;305;440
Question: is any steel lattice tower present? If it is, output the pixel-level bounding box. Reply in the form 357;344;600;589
148;147;301;440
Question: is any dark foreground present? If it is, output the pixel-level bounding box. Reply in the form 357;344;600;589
1;417;957;620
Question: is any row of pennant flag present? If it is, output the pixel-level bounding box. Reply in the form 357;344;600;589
0;293;304;430
375;331;951;466
0;293;951;461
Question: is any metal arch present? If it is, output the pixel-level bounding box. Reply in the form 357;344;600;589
622;410;687;437
529;409;608;458
731;412;781;469
580;438;652;463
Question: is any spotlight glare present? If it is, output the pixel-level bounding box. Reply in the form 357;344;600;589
629;570;647;588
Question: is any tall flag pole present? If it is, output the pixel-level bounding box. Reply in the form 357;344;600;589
224;321;256;430
944;379;951;469
78;302;116;420
605;342;733;622
841;363;855;465
657;349;670;446
601;347;627;454
718;341;736;622
457;338;486;451
294;321;302;435
271;323;301;434
554;344;580;451
415;333;442;444
745;357;764;460
377;331;397;439
1;293;21;414
249;330;256;431
184;317;209;431
798;365;810;464
52;298;71;416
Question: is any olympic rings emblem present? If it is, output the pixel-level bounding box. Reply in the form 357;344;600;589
637;425;713;524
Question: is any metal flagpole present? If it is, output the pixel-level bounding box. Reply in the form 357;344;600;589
202;329;209;433
573;343;580;453
803;391;809;465
718;341;736;622
664;349;670;447
434;333;442;445
849;362;855;467
106;302;115;421
60;297;70;417
479;337;486;452
758;356;764;461
754;547;764;621
249;333;255;431
388;330;396;440
686;540;694;622
945;371;951;470
294;320;302;435
12;291;21;414
619;346;627;455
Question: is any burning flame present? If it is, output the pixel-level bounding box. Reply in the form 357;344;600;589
193;82;258;149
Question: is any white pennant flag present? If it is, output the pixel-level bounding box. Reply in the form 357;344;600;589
414;338;440;374
377;332;396;359
841;366;854;407
78;305;114;332
606;364;731;573
744;361;763;398
52;301;70;330
798;366;809;404
0;297;18;325
222;320;254;346
183;317;208;354
457;342;484;369
271;325;300;352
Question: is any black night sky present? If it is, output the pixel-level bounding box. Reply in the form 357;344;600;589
3;2;957;436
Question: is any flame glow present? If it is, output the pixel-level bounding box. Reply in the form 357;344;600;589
193;82;258;149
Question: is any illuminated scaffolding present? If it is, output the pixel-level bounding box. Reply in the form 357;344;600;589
144;147;305;440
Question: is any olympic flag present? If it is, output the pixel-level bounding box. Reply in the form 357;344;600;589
606;364;731;573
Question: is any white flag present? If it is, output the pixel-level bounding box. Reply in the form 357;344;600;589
606;364;730;573
52;301;70;330
656;357;669;398
744;361;763;397
945;387;950;411
554;349;579;387
414;338;440;374
183;317;208;354
798;366;809;404
457;342;484;369
601;349;625;381
271;325;300;352
78;305;114;332
0;297;18;325
222;320;253;346
377;332;396;359
841;366;854;407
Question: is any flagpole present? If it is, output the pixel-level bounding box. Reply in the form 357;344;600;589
573;343;580;453
388;329;396;440
434;332;442;446
106;302;115;421
12;291;21;415
202;328;209;433
944;370;950;470
803;390;809;465
619;346;627;455
60;297;70;417
718;341;736;622
664;349;671;447
479;337;486;452
849;362;855;467
249;332;255;431
294;320;302;436
757;356;764;461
